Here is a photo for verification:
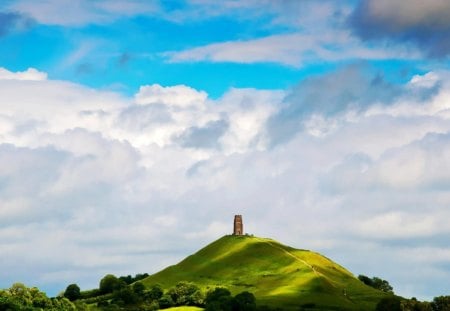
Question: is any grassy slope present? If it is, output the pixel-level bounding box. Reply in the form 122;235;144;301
142;235;387;310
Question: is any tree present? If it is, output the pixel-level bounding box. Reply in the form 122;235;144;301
168;281;201;306
358;275;393;293
132;281;146;296
64;283;81;301
146;284;163;301
205;287;233;311
158;294;174;308
30;287;52;308
205;287;232;305
358;275;373;286
233;291;256;311
112;287;139;306
99;274;126;294
376;296;401;311
8;283;32;307
401;297;432;311
372;277;393;293
431;296;450;311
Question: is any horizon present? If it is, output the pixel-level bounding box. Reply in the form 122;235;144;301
1;0;450;301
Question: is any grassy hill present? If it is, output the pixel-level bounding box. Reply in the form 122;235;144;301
142;235;388;310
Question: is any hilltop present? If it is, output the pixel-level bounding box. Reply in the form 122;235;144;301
141;235;388;310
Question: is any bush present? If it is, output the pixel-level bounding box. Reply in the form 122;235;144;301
358;275;393;293
168;281;202;306
376;296;401;311
234;291;256;311
158;294;174;309
64;283;81;301
99;274;126;294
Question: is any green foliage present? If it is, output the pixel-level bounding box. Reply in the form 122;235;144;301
168;281;204;306
159;294;175;308
64;283;81;301
111;286;140;306
234;291;256;311
401;297;432;311
79;288;100;299
205;288;256;311
431;296;450;311
0;283;76;310
99;274;126;294
376;296;401;311
146;284;164;301
132;281;146;295
358;274;394;293
205;287;231;305
119;273;150;285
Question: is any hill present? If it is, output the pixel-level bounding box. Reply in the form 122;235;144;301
142;235;388;310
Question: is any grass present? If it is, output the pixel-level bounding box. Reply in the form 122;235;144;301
142;235;388;310
164;307;204;311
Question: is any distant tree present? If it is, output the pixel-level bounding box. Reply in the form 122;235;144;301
233;291;256;311
118;273;149;285
168;281;201;306
431;296;450;311
358;275;393;293
30;287;52;308
132;281;146;295
119;275;133;285
64;283;81;301
376;296;401;311
372;277;393;293
112;286;139;306
100;274;126;294
158;294;174;308
205;287;232;304
0;283;76;311
146;284;164;301
205;287;233;311
401;297;432;311
0;290;20;311
358;275;373;286
51;296;77;310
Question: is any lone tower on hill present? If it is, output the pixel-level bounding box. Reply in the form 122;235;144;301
233;215;243;235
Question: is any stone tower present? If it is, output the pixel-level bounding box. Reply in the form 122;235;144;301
233;215;243;235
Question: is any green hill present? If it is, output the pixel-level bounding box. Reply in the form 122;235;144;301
142;235;388;310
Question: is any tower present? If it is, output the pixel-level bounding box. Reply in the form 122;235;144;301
233;215;243;235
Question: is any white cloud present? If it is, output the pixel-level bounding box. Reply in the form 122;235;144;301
135;84;208;109
165;32;418;67
2;67;450;299
9;0;158;26
0;67;47;81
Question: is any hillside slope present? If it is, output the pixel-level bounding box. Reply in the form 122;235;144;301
142;235;387;310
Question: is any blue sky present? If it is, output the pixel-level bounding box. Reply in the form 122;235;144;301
1;0;450;301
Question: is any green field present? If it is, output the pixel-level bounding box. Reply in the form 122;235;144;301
142;235;388;310
164;307;204;311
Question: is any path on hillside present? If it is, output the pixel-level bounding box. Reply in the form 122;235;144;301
255;238;338;288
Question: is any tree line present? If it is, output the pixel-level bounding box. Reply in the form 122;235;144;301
62;273;277;310
1;273;449;310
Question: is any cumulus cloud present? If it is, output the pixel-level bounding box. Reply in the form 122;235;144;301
175;120;229;150
349;0;450;58
0;67;47;80
2;66;450;299
266;63;440;144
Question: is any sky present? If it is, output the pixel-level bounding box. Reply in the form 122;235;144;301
1;0;450;300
